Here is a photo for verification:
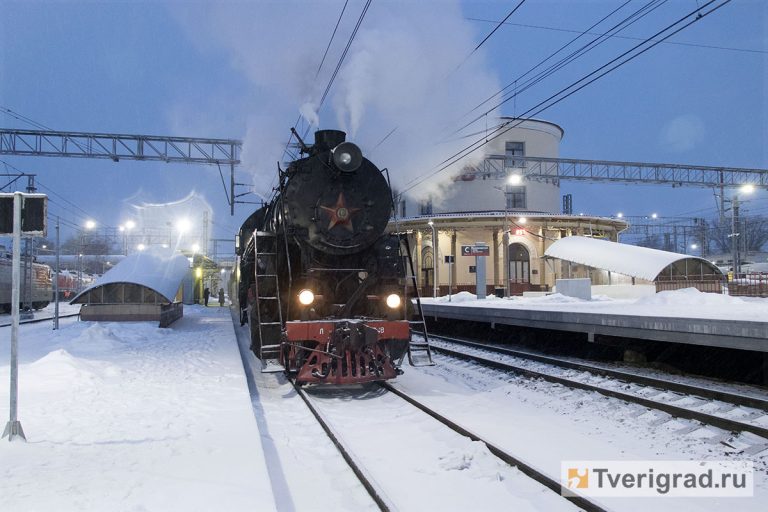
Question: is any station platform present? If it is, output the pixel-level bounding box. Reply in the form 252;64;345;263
0;305;276;512
420;295;768;353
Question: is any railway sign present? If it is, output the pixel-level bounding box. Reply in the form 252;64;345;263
0;193;47;236
461;244;490;257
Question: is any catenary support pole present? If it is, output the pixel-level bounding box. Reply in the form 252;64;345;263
3;192;26;441
54;216;60;330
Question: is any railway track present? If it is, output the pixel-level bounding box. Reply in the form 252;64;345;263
0;312;79;328
294;379;606;512
429;334;768;454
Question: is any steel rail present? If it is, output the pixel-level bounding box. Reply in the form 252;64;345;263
293;383;393;512
0;312;79;328
430;344;768;440
380;382;607;512
434;335;768;411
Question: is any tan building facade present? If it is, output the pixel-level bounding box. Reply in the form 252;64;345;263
392;213;627;297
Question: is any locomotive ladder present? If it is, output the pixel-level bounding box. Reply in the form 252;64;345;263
253;231;285;372
401;235;434;367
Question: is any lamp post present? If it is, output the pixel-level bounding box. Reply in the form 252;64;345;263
428;220;437;297
495;176;520;298
119;220;135;255
729;185;755;277
78;220;96;291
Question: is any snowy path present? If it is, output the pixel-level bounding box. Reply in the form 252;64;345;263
0;306;275;512
391;357;768;511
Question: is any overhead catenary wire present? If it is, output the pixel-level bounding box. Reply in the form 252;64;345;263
451;0;527;74
401;0;732;197
274;0;361;195
317;0;373;112
370;0;528;159
452;0;667;137
465;17;768;55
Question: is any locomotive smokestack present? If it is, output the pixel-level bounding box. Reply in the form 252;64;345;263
314;130;346;151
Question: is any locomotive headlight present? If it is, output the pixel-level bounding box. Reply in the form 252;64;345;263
385;293;401;309
298;289;315;306
332;142;363;172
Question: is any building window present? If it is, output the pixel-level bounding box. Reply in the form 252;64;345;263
420;198;433;215
506;186;526;209
505;141;525;168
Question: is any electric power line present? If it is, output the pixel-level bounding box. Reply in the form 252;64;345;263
465;17;768;55
401;0;732;196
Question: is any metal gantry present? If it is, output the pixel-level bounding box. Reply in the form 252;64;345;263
0;128;243;215
479;155;768;189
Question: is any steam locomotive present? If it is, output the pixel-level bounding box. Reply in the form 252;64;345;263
236;129;431;384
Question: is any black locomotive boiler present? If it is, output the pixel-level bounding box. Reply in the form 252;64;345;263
236;129;431;384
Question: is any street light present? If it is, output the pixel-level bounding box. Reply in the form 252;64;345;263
729;184;755;276
507;173;523;185
78;220;96;291
119;220;135;255
428;220;437;298
493;185;511;297
176;218;192;234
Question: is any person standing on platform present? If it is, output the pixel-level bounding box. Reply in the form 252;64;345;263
203;287;210;306
218;288;225;307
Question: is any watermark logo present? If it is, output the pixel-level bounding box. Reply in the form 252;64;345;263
561;460;753;498
567;467;589;489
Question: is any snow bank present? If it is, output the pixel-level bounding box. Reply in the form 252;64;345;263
423;287;768;322
635;287;743;307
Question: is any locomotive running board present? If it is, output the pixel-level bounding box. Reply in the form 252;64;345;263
260;359;285;373
259;344;284;373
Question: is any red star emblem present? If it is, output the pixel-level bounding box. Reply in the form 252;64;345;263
319;192;360;231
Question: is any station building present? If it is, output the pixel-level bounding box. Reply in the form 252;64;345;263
391;119;628;296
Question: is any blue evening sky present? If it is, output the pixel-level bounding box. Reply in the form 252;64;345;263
0;0;765;242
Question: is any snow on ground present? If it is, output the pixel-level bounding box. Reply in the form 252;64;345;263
424;288;768;322
3;300;766;511
392;357;768;512
0;306;275;512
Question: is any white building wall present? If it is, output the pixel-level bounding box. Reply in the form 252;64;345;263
423;119;564;215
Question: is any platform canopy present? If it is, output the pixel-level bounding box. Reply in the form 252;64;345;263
544;236;722;281
71;249;190;305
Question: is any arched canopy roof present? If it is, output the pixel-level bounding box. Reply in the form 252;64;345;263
71;249;190;304
544;236;722;281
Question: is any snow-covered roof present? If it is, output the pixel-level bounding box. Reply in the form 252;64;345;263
544;236;722;281
71;249;190;303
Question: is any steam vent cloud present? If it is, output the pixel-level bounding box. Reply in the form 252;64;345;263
175;0;501;203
